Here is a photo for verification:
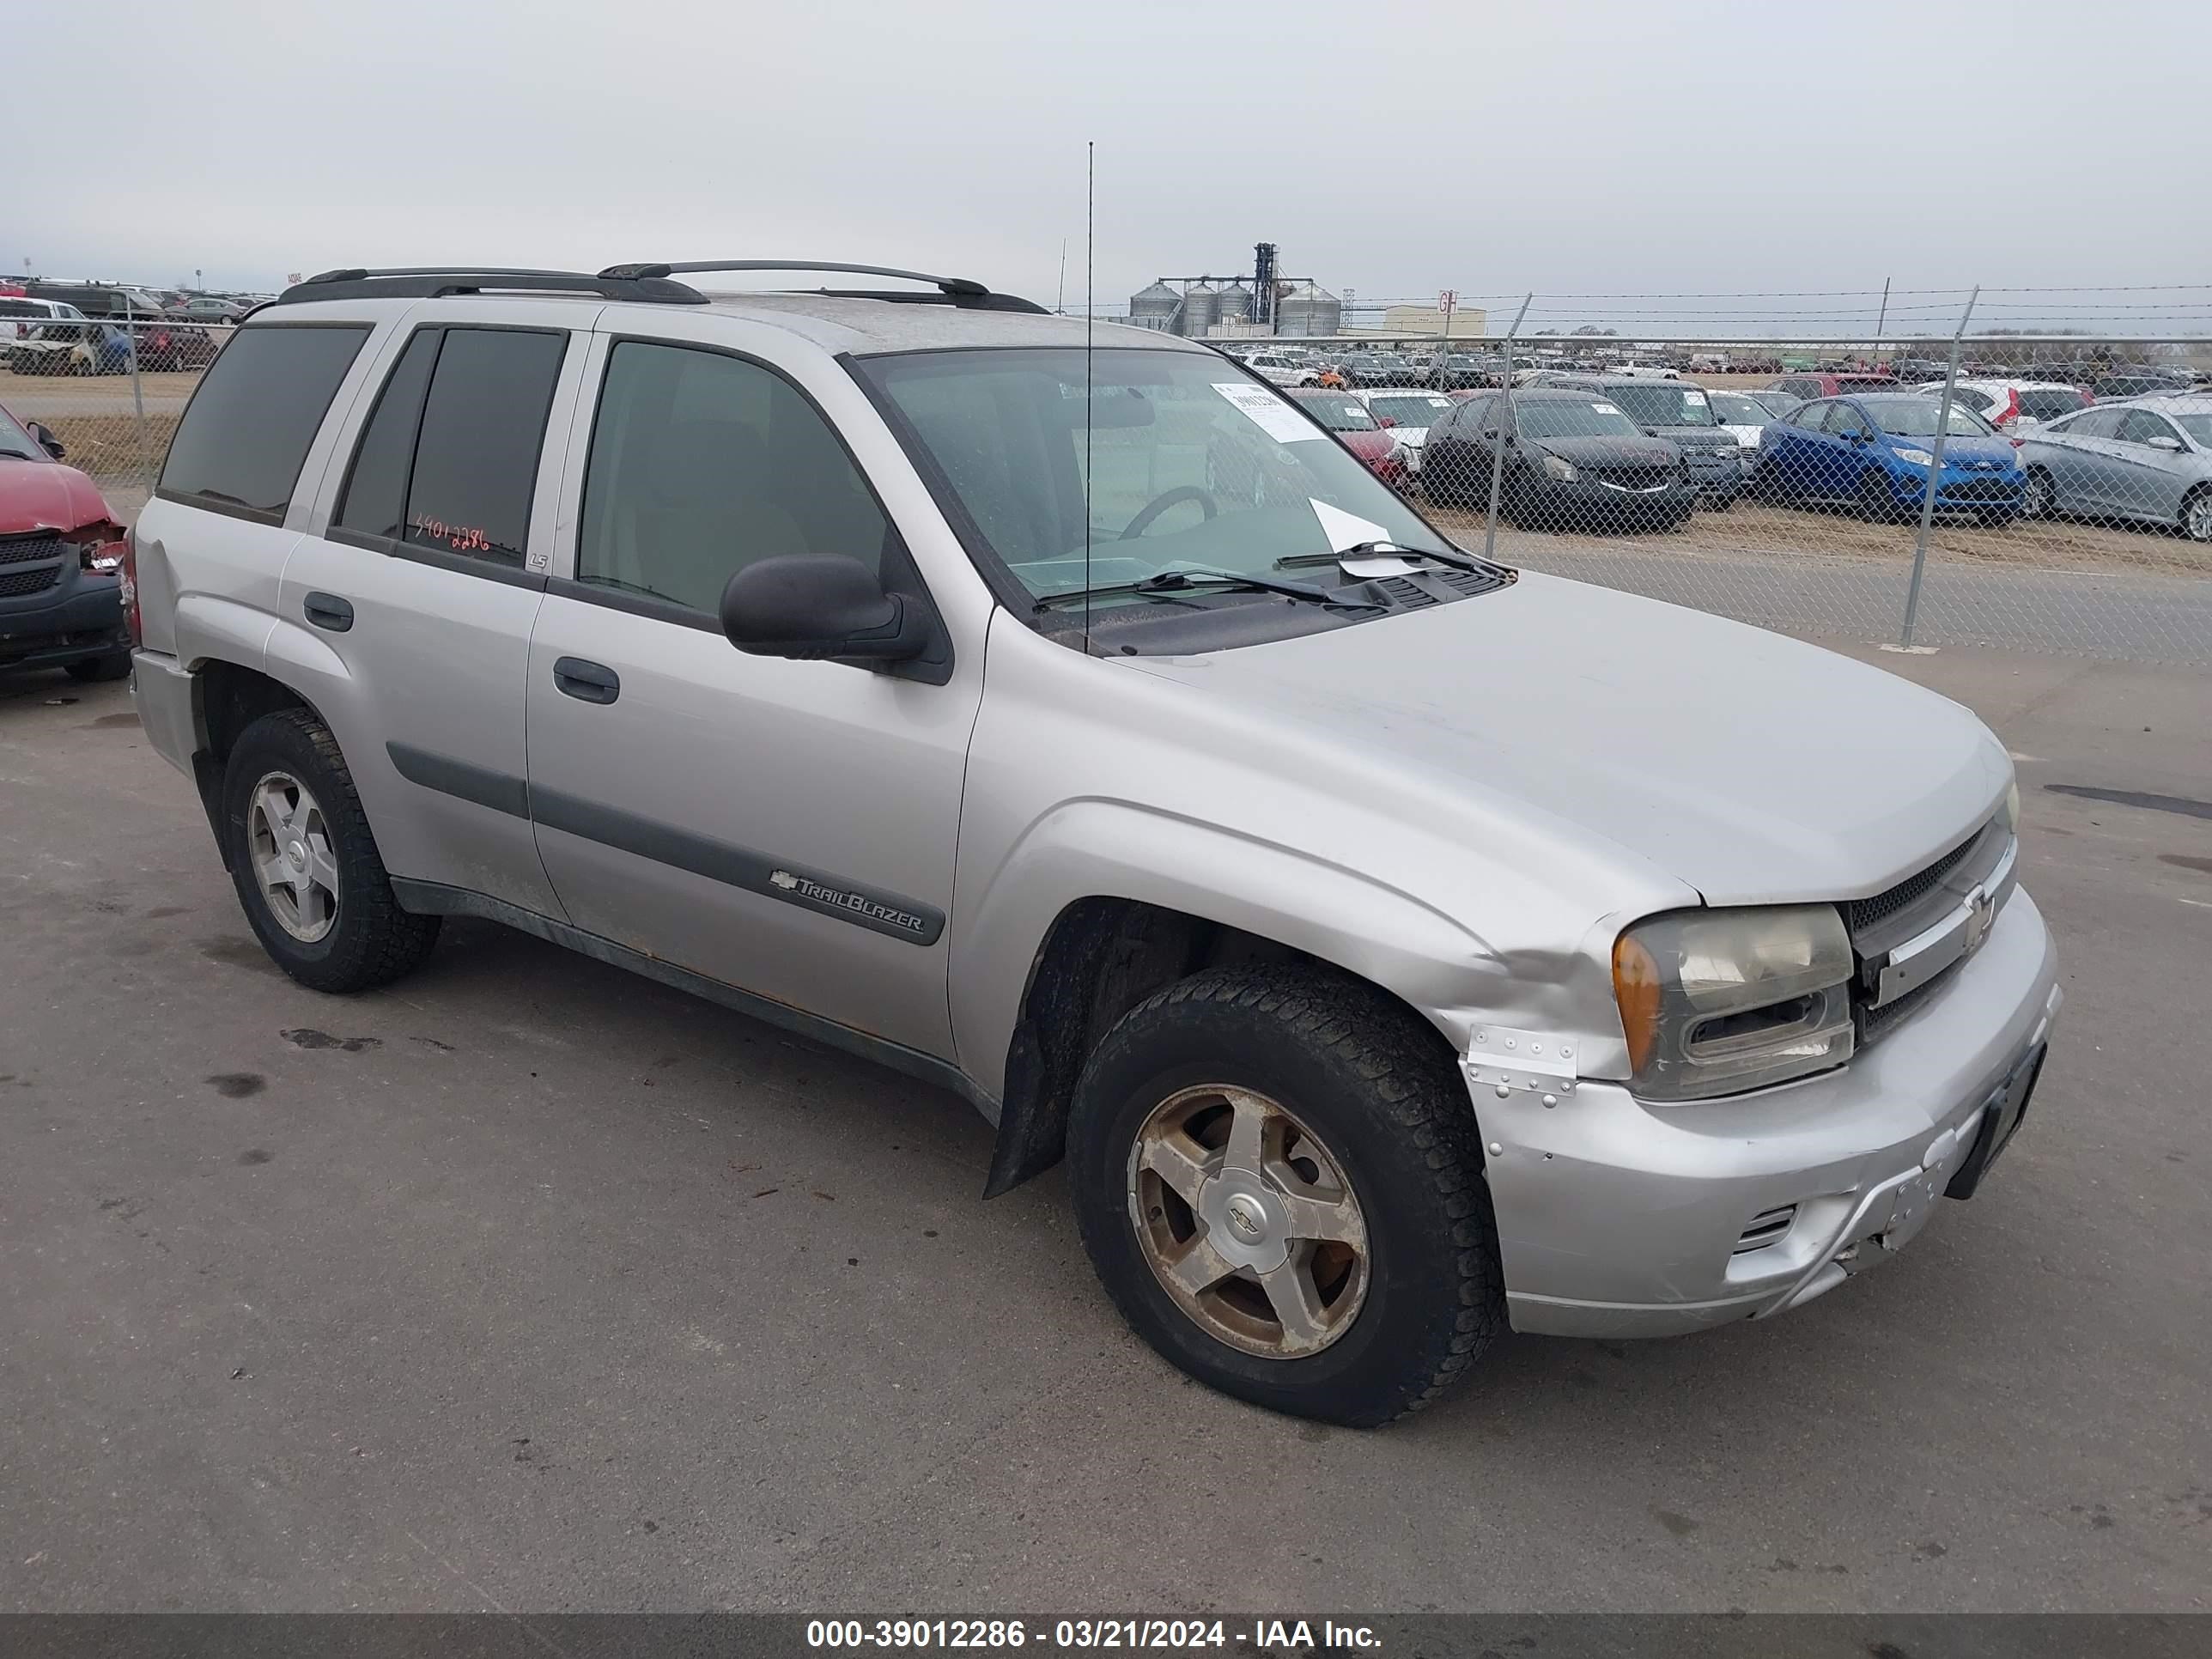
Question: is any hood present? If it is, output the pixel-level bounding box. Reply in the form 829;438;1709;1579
1529;434;1681;467
1131;571;2008;905
1913;435;2021;470
1334;428;1396;461
0;456;112;532
1644;424;1739;450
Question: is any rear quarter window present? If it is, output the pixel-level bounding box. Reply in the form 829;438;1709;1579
158;324;370;523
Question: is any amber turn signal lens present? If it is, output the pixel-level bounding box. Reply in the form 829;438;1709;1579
1613;932;1663;1073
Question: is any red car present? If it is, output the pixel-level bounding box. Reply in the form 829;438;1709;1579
1286;387;1407;489
0;400;133;682
1767;371;1899;403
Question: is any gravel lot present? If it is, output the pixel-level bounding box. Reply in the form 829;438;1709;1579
2;635;2209;1615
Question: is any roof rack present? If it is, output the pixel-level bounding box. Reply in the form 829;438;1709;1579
597;260;1048;314
274;267;708;306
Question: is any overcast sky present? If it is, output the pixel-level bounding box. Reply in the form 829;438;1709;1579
18;1;2211;332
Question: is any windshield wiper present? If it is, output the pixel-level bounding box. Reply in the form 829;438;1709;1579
1033;568;1383;612
1276;541;1506;577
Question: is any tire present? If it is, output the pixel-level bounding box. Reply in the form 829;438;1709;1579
1857;468;1899;523
2022;468;2057;520
220;708;440;994
1067;963;1505;1428
2182;486;2212;545
64;650;131;683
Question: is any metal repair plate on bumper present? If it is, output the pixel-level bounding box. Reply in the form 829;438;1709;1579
1944;1042;2045;1203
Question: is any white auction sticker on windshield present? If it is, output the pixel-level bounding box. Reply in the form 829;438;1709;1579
1592;403;1621;414
1213;382;1324;442
1682;389;1710;405
1309;498;1394;552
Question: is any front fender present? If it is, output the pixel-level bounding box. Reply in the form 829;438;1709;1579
953;797;1522;1103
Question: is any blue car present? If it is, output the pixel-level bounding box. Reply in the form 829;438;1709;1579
1752;393;2026;524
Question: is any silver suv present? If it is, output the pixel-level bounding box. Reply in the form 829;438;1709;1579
127;262;2061;1426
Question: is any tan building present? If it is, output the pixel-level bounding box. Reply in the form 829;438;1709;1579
1381;304;1486;338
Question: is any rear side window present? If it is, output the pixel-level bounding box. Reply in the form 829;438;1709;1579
159;325;369;522
2017;388;2086;422
332;326;566;567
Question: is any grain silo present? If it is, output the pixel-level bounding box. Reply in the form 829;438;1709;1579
1127;281;1180;331
1179;281;1219;337
1275;282;1341;337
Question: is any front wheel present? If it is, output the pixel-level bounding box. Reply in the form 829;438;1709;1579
1068;965;1504;1428
2022;468;2057;520
221;708;440;994
1858;469;1899;523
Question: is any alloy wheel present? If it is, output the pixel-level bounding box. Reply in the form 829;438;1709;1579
247;771;340;942
1126;1084;1370;1359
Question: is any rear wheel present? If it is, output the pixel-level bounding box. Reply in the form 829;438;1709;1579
1068;964;1504;1428
2022;467;2057;520
2183;487;2212;544
221;708;440;994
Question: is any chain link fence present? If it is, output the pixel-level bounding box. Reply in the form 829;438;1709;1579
0;312;233;520
1209;314;2212;665
7;287;2210;664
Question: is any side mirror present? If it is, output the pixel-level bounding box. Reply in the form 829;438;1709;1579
1844;429;1869;444
720;556;928;665
1376;416;1397;428
2147;434;2185;453
28;422;64;459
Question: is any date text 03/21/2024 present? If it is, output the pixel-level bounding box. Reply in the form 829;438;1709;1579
805;1620;1382;1650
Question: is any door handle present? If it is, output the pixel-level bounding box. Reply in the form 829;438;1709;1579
553;656;621;704
303;592;354;632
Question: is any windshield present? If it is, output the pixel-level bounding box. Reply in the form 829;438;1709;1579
1868;400;1995;438
1300;398;1379;432
1514;398;1645;441
0;404;40;459
1606;384;1717;427
1705;392;1775;426
860;347;1439;605
1364;394;1454;428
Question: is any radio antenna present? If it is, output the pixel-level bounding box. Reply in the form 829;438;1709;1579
1082;140;1096;654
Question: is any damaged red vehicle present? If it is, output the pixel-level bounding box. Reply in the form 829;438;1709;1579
0;400;133;681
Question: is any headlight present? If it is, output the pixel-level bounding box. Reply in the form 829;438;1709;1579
1542;454;1578;482
1894;447;1936;467
2002;778;2021;836
1612;905;1856;1102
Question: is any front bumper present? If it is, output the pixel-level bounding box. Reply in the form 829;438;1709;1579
1536;477;1697;523
1480;887;2060;1338
1887;468;2025;512
0;570;127;668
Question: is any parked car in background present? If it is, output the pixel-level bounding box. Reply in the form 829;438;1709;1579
1286;387;1408;487
133;319;220;371
1920;379;2091;434
2015;397;2212;542
168;295;248;323
1356;388;1457;477
1242;350;1320;388
2091;370;2186;402
0;398;132;681
1769;371;1899;403
0;295;91;346
1753;394;2022;524
1705;389;1789;471
6;320;134;376
1888;359;1951;384
1420;387;1693;530
1542;375;1742;507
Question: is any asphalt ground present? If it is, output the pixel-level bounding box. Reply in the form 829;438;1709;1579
0;640;2207;1613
